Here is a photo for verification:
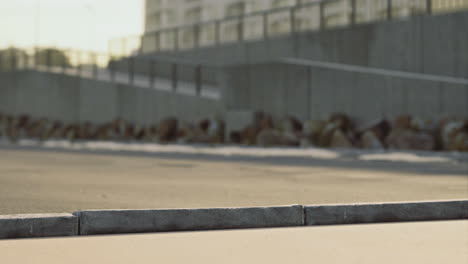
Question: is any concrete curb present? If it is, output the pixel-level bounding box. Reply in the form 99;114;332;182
1;200;467;239
74;205;304;236
304;200;468;226
0;213;79;239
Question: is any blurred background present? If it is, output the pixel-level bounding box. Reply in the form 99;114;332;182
0;0;467;218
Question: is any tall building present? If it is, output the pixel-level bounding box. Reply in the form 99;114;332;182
140;0;468;52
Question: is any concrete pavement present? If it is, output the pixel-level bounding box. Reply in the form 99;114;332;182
1;220;467;264
0;147;466;215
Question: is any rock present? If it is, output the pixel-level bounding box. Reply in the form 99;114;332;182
77;122;96;140
393;115;412;130
386;129;435;151
44;121;64;140
317;121;339;147
282;116;303;134
303;120;326;145
198;119;210;133
240;125;259;145
452;132;468;151
158;118;178;143
177;121;195;143
282;131;300;146
229;131;242;144
256;129;283;147
5;116;20;142
329;113;352;132
62;125;79;141
123;123;136;140
329;130;353;149
440;120;466;150
25;118;49;140
134;125;147;141
409;132;435;151
199;119;225;144
357;119;391;142
256;129;299;147
299;137;314;148
93;123;113;140
108;118;126;140
360;130;384;149
147;125;158;142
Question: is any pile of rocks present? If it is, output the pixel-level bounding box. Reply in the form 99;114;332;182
0;113;225;145
1;111;467;152
228;111;468;152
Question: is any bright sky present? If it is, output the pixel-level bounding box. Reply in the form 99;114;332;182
0;0;144;52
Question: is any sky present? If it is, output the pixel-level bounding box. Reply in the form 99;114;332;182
0;0;144;52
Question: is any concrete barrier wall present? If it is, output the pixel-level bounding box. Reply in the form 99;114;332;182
152;11;468;79
0;71;224;125
222;62;468;122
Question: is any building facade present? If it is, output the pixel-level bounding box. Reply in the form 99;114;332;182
141;0;468;52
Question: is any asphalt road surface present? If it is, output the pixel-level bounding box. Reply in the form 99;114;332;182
1;221;467;264
0;147;466;214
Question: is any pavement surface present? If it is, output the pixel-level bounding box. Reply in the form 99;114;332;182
0;147;466;214
1;220;467;264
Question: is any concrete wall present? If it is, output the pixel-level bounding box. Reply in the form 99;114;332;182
0;71;224;125
222;62;468;122
151;11;468;79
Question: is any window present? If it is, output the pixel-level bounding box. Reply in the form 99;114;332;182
185;6;202;23
226;2;246;17
272;0;291;8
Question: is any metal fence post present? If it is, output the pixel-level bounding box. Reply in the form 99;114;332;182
129;57;134;85
172;63;178;92
426;0;432;15
307;66;312;120
0;52;3;72
110;58;115;83
46;49;52;72
174;28;179;51
238;16;244;42
149;60;155;88
22;51;28;70
215;21;221;45
263;12;269;39
138;36;144;55
12;50;18;72
34;47;39;70
61;50;67;74
92;53;98;80
77;51;82;76
290;7;296;34
350;0;357;26
320;1;325;30
387;0;392;20
195;65;202;96
156;31;161;52
194;24;200;48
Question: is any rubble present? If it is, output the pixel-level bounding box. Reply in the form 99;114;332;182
0;111;466;152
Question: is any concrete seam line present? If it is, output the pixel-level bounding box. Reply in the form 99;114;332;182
74;205;305;236
304;200;468;226
0;213;79;240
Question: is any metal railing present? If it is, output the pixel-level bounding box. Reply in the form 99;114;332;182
109;0;468;57
0;47;221;99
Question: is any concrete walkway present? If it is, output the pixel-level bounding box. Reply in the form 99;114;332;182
1;220;467;264
0;147;466;214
